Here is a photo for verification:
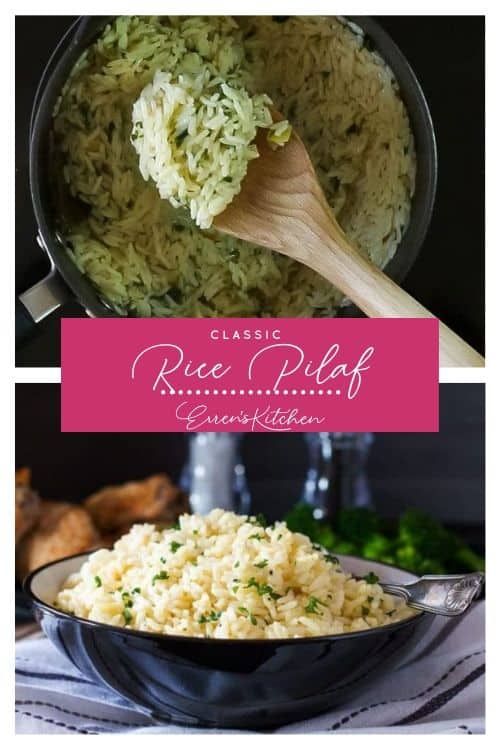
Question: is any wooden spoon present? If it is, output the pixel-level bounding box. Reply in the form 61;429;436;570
214;126;484;368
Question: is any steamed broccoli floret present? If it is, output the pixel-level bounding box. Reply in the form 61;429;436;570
395;510;457;573
284;503;483;577
333;540;358;556
284;503;319;538
396;510;484;574
336;508;380;545
395;546;446;575
398;510;458;561
284;504;336;549
454;545;485;572
362;533;396;565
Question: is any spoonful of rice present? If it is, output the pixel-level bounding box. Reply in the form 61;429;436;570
214;121;484;368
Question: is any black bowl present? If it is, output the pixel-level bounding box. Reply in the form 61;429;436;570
24;553;434;729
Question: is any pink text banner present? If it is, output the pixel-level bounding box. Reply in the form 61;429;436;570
61;318;439;433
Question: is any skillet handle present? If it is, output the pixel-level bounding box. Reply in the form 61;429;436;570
16;299;38;347
16;268;71;348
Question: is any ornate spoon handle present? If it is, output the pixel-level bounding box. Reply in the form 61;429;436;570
381;573;484;617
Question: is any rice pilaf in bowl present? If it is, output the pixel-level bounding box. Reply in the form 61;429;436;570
54;509;415;638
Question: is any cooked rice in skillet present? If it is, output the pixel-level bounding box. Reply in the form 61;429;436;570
53;16;415;317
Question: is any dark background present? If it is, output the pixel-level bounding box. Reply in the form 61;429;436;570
15;16;485;366
16;384;485;538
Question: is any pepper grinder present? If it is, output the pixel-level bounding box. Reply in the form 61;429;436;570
302;432;374;520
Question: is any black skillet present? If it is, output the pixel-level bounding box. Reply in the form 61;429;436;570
17;16;437;345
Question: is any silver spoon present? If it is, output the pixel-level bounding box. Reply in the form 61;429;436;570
379;572;484;617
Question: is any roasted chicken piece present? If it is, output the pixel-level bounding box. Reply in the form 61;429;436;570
16;501;100;581
15;467;41;544
15;467;32;488
84;473;189;532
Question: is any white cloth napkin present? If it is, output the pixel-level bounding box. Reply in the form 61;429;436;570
15;601;484;735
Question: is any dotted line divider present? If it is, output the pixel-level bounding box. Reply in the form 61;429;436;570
159;388;342;396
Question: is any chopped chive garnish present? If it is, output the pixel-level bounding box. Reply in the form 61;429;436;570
132;587;141;594
305;596;326;615
324;552;339;565
121;591;133;607
363;572;379;585
152;571;169;584
254;560;268;569
94;576;102;588
237;606;257;625
123;608;132;624
198;611;221;624
245;577;280;600
254;513;267;527
160;557;166;564
170;541;183;554
249;533;264;541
